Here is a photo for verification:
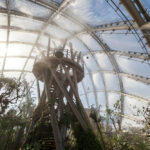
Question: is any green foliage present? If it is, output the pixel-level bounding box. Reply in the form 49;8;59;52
0;77;35;150
103;131;150;150
89;101;150;150
65;111;103;150
90;107;104;123
0;109;27;150
137;104;150;135
24;143;41;150
0;77;26;115
72;125;103;150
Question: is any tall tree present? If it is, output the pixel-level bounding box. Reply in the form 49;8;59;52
0;77;35;150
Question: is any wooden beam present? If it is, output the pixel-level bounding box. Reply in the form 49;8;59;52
63;65;92;129
43;73;63;150
49;66;88;130
36;79;41;103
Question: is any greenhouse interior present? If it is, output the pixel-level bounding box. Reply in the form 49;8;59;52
0;0;150;150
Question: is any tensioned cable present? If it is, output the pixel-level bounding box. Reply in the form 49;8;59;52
104;0;150;68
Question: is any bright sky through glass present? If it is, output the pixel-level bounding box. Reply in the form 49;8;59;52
0;0;150;128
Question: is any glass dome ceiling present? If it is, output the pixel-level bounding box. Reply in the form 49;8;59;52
0;0;150;128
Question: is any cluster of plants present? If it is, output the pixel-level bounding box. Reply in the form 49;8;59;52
0;77;26;115
0;76;150;150
20;100;150;150
0;77;35;150
23;103;103;150
89;100;150;150
23;115;54;150
64;112;103;150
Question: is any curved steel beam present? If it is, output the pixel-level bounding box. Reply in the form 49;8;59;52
91;20;135;32
27;0;58;11
83;55;109;126
0;41;46;49
87;70;150;85
0;7;109;115
0;69;31;73
79;90;150;103
1;0;148;128
90;20;150;32
89;33;124;128
0;56;35;59
81;81;90;107
0;8;47;22
0;2;122;114
82;56;99;108
19;0;72;80
2;0;10;75
0;25;63;41
84;50;150;61
25;0;125;127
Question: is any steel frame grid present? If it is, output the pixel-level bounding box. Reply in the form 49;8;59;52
0;0;149;124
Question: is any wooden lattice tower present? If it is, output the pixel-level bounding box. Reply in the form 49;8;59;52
31;43;92;150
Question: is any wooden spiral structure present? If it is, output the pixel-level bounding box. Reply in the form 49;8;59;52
29;43;92;150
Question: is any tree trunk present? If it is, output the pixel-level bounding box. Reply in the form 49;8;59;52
96;122;106;150
13;126;25;150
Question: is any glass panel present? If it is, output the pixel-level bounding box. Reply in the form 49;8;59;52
95;52;113;70
92;72;104;90
0;0;6;8
109;0;132;19
11;15;43;31
99;111;107;125
0;14;7;26
108;92;120;110
104;73;120;91
140;0;150;13
0;58;4;70
3;72;21;79
87;92;96;107
32;47;40;57
43;0;62;3
68;38;89;54
10;0;52;19
30;82;38;104
97;92;106;110
84;65;88;75
78;82;85;95
82;74;94;92
124;96;147;120
83;55;100;72
115;55;150;78
54;15;83;32
7;43;32;56
51;39;61;48
24;72;35;83
0;43;6;56
9;31;38;43
0;30;7;41
64;43;70;50
78;33;102;50
25;59;34;71
46;24;70;39
66;0;121;26
80;95;89;108
122;118;143;129
38;35;49;47
122;77;150;99
99;31;143;53
5;58;26;70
